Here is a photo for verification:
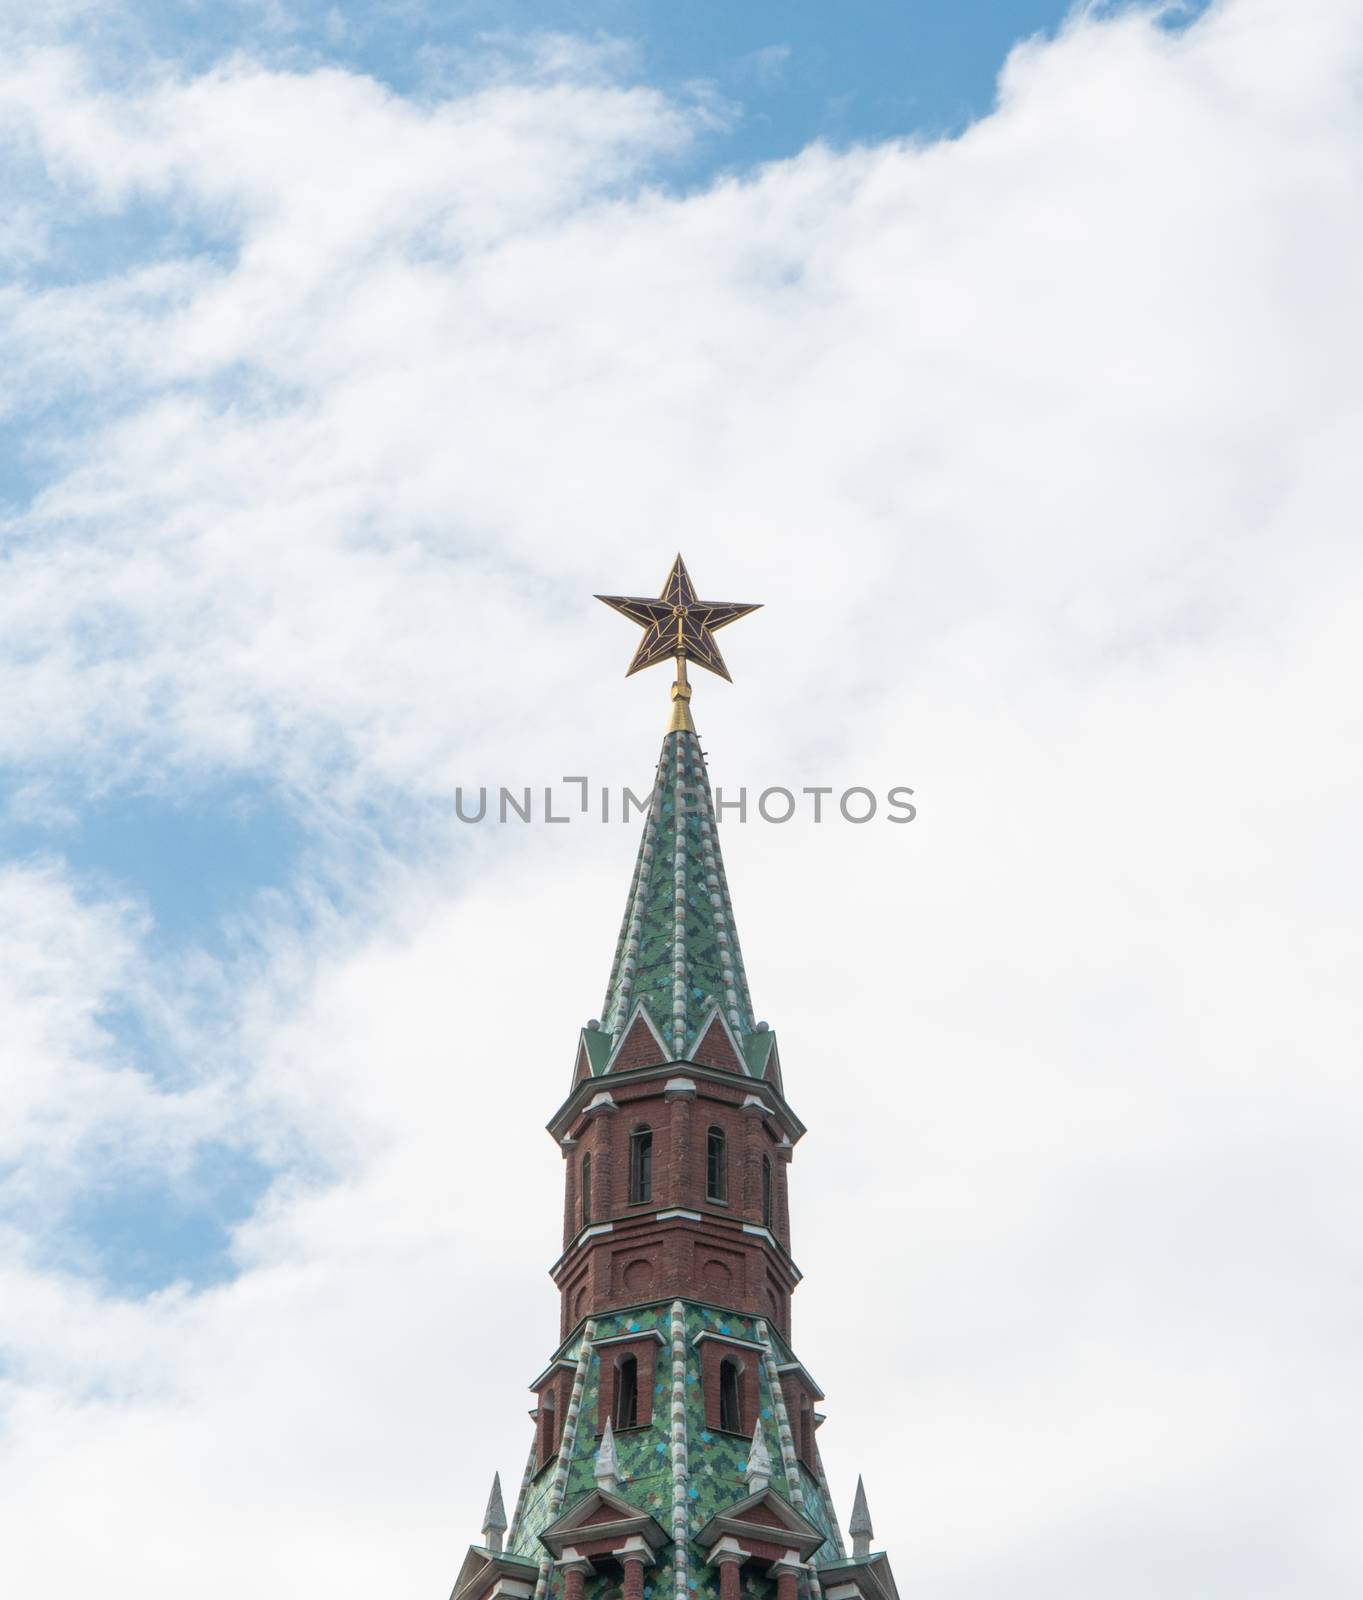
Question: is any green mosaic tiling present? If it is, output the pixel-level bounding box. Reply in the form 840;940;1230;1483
509;1301;844;1597
592;1306;669;1342
599;731;757;1057
795;1465;838;1566
510;1452;558;1557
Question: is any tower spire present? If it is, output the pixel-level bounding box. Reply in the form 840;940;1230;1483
595;557;763;1059
849;1476;874;1558
445;564;900;1600
481;1472;507;1553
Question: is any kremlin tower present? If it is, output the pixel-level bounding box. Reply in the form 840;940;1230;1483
447;558;899;1600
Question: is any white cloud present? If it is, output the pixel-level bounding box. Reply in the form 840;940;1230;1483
1;0;1362;1594
0;862;232;1214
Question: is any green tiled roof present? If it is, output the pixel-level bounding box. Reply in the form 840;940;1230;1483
600;728;756;1060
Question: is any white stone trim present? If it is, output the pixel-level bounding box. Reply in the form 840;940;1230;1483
592;1328;667;1349
532;1321;596;1600
670;741;690;1059
668;1300;690;1600
692;1330;766;1353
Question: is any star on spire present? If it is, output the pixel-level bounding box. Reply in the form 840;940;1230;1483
597;555;761;729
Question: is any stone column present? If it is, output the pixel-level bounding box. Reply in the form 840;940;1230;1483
560;1558;593;1600
664;1077;696;1208
741;1100;765;1221
772;1561;801;1600
589;1099;618;1216
708;1539;748;1600
562;1137;579;1247
622;1555;648;1600
776;1145;793;1250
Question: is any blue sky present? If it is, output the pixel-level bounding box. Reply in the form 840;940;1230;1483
1;0;1222;1044
78;1;1094;160
2;0;1107;1296
2;1;1360;1593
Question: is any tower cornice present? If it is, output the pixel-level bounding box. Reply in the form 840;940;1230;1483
546;1059;806;1147
548;1202;805;1290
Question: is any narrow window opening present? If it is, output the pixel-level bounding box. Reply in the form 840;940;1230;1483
538;1392;557;1467
615;1354;639;1430
719;1357;742;1433
581;1152;592;1228
706;1126;727;1203
629;1126;653;1204
761;1153;773;1229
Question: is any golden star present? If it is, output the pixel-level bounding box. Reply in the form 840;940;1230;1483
596;554;761;682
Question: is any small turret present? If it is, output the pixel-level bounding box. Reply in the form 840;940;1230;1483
481;1472;507;1554
849;1475;874;1559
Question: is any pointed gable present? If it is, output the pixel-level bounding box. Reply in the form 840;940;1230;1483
761;1043;784;1093
606;1003;670;1073
695;1485;827;1561
449;1549;539;1600
741;1503;788;1530
745;1027;784;1094
572;1024;614;1085
582;1500;627;1527
691;1006;746;1074
538;1488;671;1559
820;1555;902;1600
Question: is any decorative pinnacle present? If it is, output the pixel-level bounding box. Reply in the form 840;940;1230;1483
595;1417;619;1491
596;554;761;730
746;1419;773;1493
482;1471;507;1553
849;1475;874;1558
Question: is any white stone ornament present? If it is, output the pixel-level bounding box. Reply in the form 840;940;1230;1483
595;1417;620;1492
746;1420;773;1493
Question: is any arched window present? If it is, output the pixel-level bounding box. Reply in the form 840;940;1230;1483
762;1153;773;1229
719;1356;742;1433
706;1126;727;1203
581;1151;592;1227
615;1354;639;1430
629;1126;652;1204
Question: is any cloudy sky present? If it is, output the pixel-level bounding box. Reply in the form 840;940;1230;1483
2;0;1361;1593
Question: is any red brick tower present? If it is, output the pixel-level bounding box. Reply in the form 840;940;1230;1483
448;559;899;1600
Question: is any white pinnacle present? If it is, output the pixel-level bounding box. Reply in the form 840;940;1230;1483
746;1420;773;1493
482;1471;507;1554
595;1417;620;1491
849;1475;874;1559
